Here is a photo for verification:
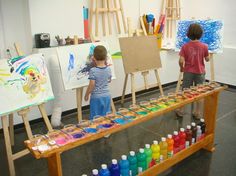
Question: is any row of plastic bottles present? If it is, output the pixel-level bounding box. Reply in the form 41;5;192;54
82;119;206;176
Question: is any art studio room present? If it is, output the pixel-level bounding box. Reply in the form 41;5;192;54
0;0;236;176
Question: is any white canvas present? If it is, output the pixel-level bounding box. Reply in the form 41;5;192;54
0;54;54;116
56;42;116;90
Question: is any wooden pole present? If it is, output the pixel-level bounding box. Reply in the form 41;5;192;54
89;0;94;39
176;72;183;93
121;74;128;105
18;108;33;139
48;153;63;176
210;57;215;81
38;104;53;132
154;69;164;96
107;0;112;35
76;88;83;122
102;0;106;36
113;0;121;34
131;73;136;105
9;113;14;146
119;0;127;32
95;0;99;37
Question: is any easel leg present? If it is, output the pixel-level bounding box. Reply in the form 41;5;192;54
18;109;33;139
2;116;16;176
111;98;116;113
48;153;63;176
176;72;183;93
76;88;83;122
89;0;95;41
154;69;164;96
38;104;53;132
106;0;112;34
95;0;99;37
119;0;127;32
131;73;136;105
113;0;121;34
210;58;215;81
102;0;106;36
141;71;149;89
203;92;219;152
9;113;14;146
121;74;128;105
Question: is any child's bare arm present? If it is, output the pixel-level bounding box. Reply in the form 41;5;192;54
84;80;95;101
179;56;185;72
205;53;213;62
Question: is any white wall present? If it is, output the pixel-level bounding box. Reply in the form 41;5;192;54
0;0;236;127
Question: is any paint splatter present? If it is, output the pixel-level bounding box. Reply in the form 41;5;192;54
175;20;223;53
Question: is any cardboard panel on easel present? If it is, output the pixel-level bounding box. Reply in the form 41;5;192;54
119;36;162;74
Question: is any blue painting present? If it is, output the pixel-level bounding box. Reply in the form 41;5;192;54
175;20;223;53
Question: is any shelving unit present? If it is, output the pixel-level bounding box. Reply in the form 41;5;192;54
24;86;226;176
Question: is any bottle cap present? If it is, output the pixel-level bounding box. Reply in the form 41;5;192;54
197;125;201;129
82;175;87;176
121;155;127;160
160;155;163;159
130;151;135;156
92;169;98;175
145;144;150;148
153;140;158;145
139;148;144;153
167;134;172;139
191;122;196;126
112;159;117;164
180;128;185;132
187;125;191;129
200;118;205;122
101;164;107;169
174;131;178;135
161;137;166;141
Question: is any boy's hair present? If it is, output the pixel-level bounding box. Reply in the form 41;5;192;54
187;23;203;40
93;45;107;61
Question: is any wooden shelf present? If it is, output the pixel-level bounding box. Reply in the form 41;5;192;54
139;134;214;176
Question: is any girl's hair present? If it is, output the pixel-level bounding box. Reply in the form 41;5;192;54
187;23;203;40
93;45;107;61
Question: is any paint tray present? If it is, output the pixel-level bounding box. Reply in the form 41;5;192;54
117;108;138;120
106;113;132;125
47;130;72;146
139;101;161;112
92;116;115;130
77;120;99;134
62;124;86;139
129;104;149;116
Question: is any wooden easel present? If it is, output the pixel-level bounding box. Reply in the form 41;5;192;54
89;0;127;37
161;0;181;39
120;24;164;105
1;43;53;176
175;54;215;93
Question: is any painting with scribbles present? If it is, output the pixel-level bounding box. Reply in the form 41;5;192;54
175;19;223;53
56;42;116;90
0;53;54;115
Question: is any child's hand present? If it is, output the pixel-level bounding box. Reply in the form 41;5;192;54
84;94;89;101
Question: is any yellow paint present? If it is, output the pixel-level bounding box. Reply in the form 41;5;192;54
0;73;11;76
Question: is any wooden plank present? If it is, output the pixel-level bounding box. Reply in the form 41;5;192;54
175;72;183;93
89;0;94;38
139;134;214;176
119;0;127;32
12;149;29;160
102;0;106;36
121;74;128;105
106;0;112;34
113;0;121;34
154;69;164;96
76;88;83;122
25;86;226;159
1;115;16;176
131;73;136;105
9;113;14;146
18;109;33;139
48;153;63;176
38;104;53;132
203;92;219;152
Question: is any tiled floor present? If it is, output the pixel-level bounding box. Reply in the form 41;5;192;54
0;86;236;176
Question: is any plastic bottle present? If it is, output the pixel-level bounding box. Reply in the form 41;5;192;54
179;128;186;150
191;122;197;144
196;125;202;142
166;134;174;158
137;148;147;173
185;125;192;147
119;155;130;176
92;169;99;176
173;131;180;154
144;144;152;168
198;118;206;138
128;151;138;176
159;137;168;160
99;164;110;176
151;140;160;163
109;159;120;176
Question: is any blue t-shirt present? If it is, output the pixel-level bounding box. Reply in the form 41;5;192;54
88;66;112;97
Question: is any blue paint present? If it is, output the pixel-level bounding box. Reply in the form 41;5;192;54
68;53;75;71
72;132;84;139
15;61;29;73
84;127;97;133
175;20;223;53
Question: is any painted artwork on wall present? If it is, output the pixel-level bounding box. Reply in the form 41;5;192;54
0;54;54;116
175;19;224;53
56;42;116;90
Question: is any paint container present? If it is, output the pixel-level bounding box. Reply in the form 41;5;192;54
47;130;71;146
140;101;160;112
117;108;137;120
106;113;130;125
129;105;149;116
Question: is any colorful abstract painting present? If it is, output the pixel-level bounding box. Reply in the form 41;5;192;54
0;54;54;116
175;20;224;53
57;42;116;90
